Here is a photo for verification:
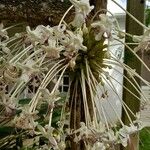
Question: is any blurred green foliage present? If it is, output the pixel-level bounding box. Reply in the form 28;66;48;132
146;8;150;27
139;128;150;150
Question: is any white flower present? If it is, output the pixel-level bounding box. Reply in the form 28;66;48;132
107;129;117;142
62;30;86;61
14;106;38;130
66;30;87;51
0;94;18;116
26;25;49;44
42;39;64;59
91;14;113;41
2;46;10;54
60;36;70;46
93;142;106;150
43;25;66;41
83;23;88;34
69;57;76;69
0;23;8;39
118;124;138;147
72;122;88;135
119;136;128;147
72;13;85;28
70;0;94;27
37;125;58;148
39;88;60;104
59;29;87;52
133;30;150;52
18;59;40;82
119;125;138;136
135;103;150;128
58;141;66;150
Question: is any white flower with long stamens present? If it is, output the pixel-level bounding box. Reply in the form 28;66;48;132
91;14;114;41
1;0;150;149
70;0;94;27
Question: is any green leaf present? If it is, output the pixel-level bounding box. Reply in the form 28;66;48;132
18;98;31;105
0;126;15;137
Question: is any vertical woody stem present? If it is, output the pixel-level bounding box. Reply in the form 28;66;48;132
121;0;145;150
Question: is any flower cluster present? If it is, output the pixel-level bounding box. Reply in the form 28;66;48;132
0;0;150;149
69;122;141;149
